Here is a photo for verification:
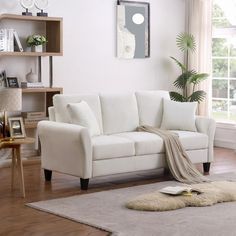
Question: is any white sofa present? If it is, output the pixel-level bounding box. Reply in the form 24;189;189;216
38;91;216;190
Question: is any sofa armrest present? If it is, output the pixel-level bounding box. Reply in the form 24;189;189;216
38;121;92;179
48;106;56;121
195;116;216;162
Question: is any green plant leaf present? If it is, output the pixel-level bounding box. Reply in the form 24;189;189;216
173;74;187;89
26;34;47;47
188;90;206;102
173;70;196;89
169;92;187;102
176;32;196;52
188;73;209;85
170;56;187;72
170;32;208;104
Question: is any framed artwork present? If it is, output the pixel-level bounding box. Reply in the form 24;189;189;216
117;0;150;59
0;70;7;88
8;117;26;139
7;77;19;88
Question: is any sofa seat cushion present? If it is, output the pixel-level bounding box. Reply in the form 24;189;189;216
92;135;135;160
173;131;208;150
115;131;208;155
115;132;164;155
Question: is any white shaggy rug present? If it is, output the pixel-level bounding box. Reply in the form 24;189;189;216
126;181;236;211
27;172;236;236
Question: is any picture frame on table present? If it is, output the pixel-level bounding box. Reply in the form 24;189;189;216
8;117;26;139
7;77;19;88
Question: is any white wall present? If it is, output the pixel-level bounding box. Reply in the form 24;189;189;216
0;0;186;94
214;123;236;150
0;0;186;164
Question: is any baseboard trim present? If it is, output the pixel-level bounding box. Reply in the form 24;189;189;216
214;139;236;150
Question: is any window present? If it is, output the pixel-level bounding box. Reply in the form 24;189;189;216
212;0;236;122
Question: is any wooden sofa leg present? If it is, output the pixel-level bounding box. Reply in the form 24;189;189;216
80;178;89;190
44;169;52;181
203;162;211;173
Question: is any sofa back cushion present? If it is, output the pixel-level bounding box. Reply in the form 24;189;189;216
53;94;103;133
100;93;139;134
135;90;170;128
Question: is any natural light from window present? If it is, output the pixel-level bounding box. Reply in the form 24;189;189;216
212;0;236;122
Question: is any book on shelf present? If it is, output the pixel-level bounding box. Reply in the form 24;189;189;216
21;82;44;88
0;29;5;51
24;117;49;123
22;111;46;119
24;117;49;126
0;29;8;52
159;186;203;196
0;29;15;52
7;29;14;52
13;30;23;52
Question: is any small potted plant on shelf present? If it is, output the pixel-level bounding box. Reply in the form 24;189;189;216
26;34;47;52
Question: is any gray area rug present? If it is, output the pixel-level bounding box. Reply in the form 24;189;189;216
27;172;236;236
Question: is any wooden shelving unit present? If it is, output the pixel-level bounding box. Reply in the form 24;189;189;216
0;14;63;56
0;14;64;128
22;87;63;93
0;14;61;21
0;14;63;157
0;52;62;57
22;87;63;129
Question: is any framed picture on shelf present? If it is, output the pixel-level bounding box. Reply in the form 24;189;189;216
7;77;19;88
8;117;26;139
0;70;7;88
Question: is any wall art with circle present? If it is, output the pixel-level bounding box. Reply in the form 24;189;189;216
117;0;150;59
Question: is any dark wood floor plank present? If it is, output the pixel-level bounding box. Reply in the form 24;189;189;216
0;147;235;235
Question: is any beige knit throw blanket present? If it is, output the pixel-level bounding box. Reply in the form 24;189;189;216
137;125;209;184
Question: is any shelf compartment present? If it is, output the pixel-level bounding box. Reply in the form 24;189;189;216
22;87;63;126
0;14;63;56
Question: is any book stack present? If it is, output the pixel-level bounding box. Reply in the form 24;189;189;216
22;111;48;126
0;29;23;52
21;82;44;88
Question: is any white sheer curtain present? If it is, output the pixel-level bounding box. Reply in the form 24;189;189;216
186;0;213;116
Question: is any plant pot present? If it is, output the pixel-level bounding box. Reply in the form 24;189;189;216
31;45;43;52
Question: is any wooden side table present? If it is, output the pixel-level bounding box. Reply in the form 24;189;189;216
0;137;35;197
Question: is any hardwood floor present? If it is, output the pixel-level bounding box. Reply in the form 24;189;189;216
0;147;236;236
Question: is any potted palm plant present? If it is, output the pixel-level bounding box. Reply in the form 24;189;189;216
170;32;209;103
26;34;47;52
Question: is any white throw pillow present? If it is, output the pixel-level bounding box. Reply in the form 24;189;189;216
67;101;101;136
160;99;197;131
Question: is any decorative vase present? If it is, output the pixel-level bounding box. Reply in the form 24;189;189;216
31;45;43;52
26;69;38;83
